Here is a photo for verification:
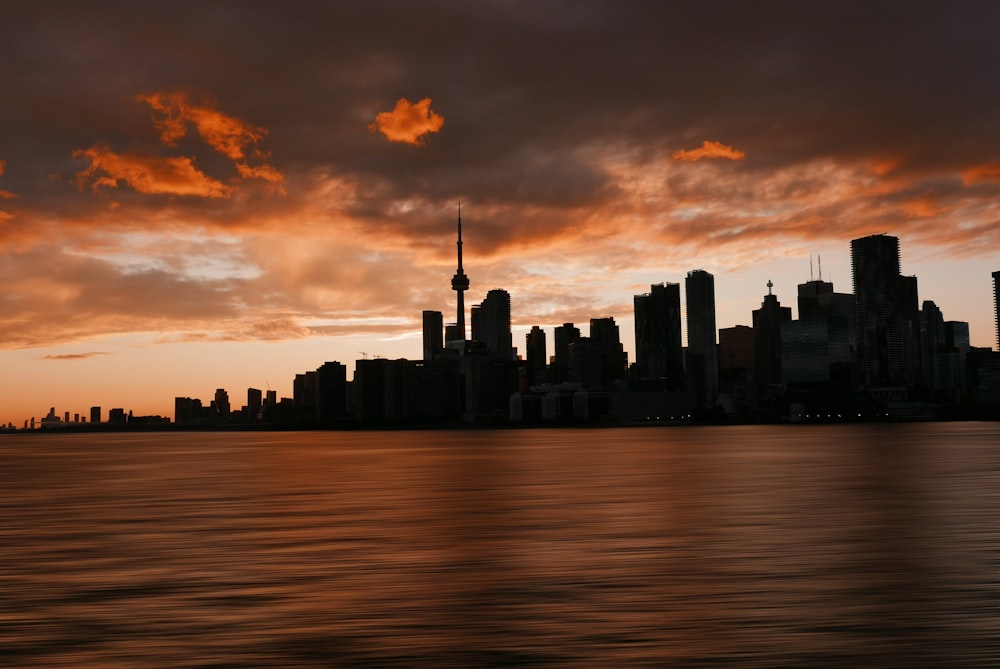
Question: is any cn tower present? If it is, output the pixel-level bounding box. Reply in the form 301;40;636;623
451;202;470;340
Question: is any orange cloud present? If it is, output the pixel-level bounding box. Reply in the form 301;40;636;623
138;91;264;160
369;98;445;145
74;144;233;198
672;140;746;162
962;163;1000;185
135;91;283;187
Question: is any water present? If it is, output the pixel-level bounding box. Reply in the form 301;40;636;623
1;423;997;667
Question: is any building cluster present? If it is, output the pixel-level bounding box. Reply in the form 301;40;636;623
10;220;998;431
168;226;1000;428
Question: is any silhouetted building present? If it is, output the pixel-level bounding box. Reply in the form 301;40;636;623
633;282;683;389
354;357;461;423
994;271;1000;351
920;301;946;390
108;408;126;425
472;288;514;360
316;361;348;423
525;325;547;386
782;274;854;397
945;321;970;353
719;324;754;397
89;406;101;424
851;234;916;390
568;337;603;389
247;388;263;421
552;323;580;382
685;269;719;405
422;310;444;361
590;317;627;387
752;281;792;388
174;397;204;424
292;372;317;423
213;388;231;420
450;206;470;343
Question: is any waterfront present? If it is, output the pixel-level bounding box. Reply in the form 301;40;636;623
2;424;997;667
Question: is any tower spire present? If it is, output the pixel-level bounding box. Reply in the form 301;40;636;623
450;201;470;340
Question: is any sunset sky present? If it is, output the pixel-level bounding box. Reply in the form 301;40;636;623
2;1;999;424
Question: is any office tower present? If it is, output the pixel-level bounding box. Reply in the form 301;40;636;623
450;205;470;342
945;321;970;353
247;388;263;421
89;406;101;423
994;271;1000;351
590;317;628;386
316;361;348;423
685;269;719;404
567;337;603;388
422;310;444;361
214;388;231;418
718;325;754;397
851;234;915;388
472;288;514;360
634;282;684;389
525;325;547;386
752;281;792;388
553;323;580;382
920;301;945;388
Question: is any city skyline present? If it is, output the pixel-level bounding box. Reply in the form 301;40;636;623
2;2;1000;423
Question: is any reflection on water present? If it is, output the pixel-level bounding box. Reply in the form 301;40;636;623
1;424;997;667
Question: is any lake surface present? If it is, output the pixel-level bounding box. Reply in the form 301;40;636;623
1;423;997;667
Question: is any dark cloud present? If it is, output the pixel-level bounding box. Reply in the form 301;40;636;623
2;0;999;350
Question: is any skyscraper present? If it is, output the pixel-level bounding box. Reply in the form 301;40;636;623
752;280;791;388
633;282;683;389
685;269;718;404
553;323;580;382
472;288;513;360
450;205;470;342
422;310;443;361
993;271;1000;351
525;325;547;386
590;317;627;387
851;234;913;388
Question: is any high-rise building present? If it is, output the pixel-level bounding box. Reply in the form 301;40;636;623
525;325;547;386
472;288;514;360
553;323;580;382
247;388;263;421
718;325;754;397
993;271;1000;351
422;310;443;361
449;205;470;342
316;361;348;423
214;388;231;418
590;317;628;387
851;234;914;389
89;406;101;423
752;281;792;388
685;269;718;404
633;282;683;389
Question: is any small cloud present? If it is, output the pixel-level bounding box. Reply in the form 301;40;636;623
74;144;233;198
41;352;110;361
672;140;746;162
369;98;445;145
962;163;1000;185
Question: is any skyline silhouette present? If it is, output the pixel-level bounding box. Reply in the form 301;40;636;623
2;3;1000;422
6;224;998;428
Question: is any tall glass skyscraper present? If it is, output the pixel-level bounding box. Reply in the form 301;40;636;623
633;282;683;389
685;269;718;405
851;234;916;388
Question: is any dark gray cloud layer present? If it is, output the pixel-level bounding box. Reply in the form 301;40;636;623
2;1;999;347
